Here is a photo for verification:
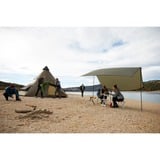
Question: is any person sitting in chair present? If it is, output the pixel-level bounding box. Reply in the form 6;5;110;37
97;86;109;106
100;85;109;106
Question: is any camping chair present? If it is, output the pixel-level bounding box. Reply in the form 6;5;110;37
117;99;125;108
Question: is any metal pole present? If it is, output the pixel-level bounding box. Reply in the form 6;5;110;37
140;89;143;111
93;76;95;97
139;67;143;111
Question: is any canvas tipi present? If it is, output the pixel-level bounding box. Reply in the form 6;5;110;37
25;66;67;97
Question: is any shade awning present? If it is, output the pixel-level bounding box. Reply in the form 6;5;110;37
83;67;143;91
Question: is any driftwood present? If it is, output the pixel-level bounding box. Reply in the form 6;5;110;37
18;109;53;119
15;104;53;119
15;109;33;113
25;104;37;110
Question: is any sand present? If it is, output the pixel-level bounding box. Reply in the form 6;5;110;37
0;91;160;133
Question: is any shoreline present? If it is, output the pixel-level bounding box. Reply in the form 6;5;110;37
0;91;160;133
67;91;160;104
19;90;160;104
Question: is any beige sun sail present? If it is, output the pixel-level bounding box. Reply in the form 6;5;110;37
83;67;143;91
83;67;143;110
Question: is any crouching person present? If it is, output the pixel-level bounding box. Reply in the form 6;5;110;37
112;84;124;108
3;85;21;101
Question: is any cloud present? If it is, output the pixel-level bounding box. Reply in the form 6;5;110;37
0;27;160;87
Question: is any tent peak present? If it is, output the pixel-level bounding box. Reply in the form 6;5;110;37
43;66;49;71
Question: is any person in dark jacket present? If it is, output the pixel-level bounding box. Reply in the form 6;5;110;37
3;85;21;101
100;85;109;105
80;84;85;97
35;77;44;97
55;78;61;98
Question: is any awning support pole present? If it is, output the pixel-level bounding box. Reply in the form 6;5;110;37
140;89;143;111
92;76;95;97
140;67;143;111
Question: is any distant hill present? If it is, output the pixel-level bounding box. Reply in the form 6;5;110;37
143;80;160;91
64;80;160;92
64;84;102;92
0;81;24;90
1;80;160;91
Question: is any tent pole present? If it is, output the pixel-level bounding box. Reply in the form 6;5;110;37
139;67;143;111
140;88;143;111
92;76;95;96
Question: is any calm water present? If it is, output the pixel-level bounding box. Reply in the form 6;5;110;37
20;90;160;104
66;91;160;104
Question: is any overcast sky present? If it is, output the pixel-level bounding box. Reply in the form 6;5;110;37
0;27;160;87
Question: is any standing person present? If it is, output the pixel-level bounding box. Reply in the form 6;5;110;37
3;85;21;101
55;78;61;98
35;77;44;97
112;84;124;108
80;84;85;97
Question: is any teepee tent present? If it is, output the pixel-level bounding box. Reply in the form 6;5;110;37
83;67;143;110
25;66;67;97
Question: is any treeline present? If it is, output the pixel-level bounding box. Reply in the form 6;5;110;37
0;81;24;90
64;80;160;92
64;84;101;92
143;80;160;91
0;80;160;91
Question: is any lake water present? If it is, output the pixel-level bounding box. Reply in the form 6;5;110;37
66;91;160;104
20;90;160;104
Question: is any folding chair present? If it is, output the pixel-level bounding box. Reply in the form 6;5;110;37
117;99;125;108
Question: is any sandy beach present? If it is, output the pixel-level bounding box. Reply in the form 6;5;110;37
0;91;160;133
